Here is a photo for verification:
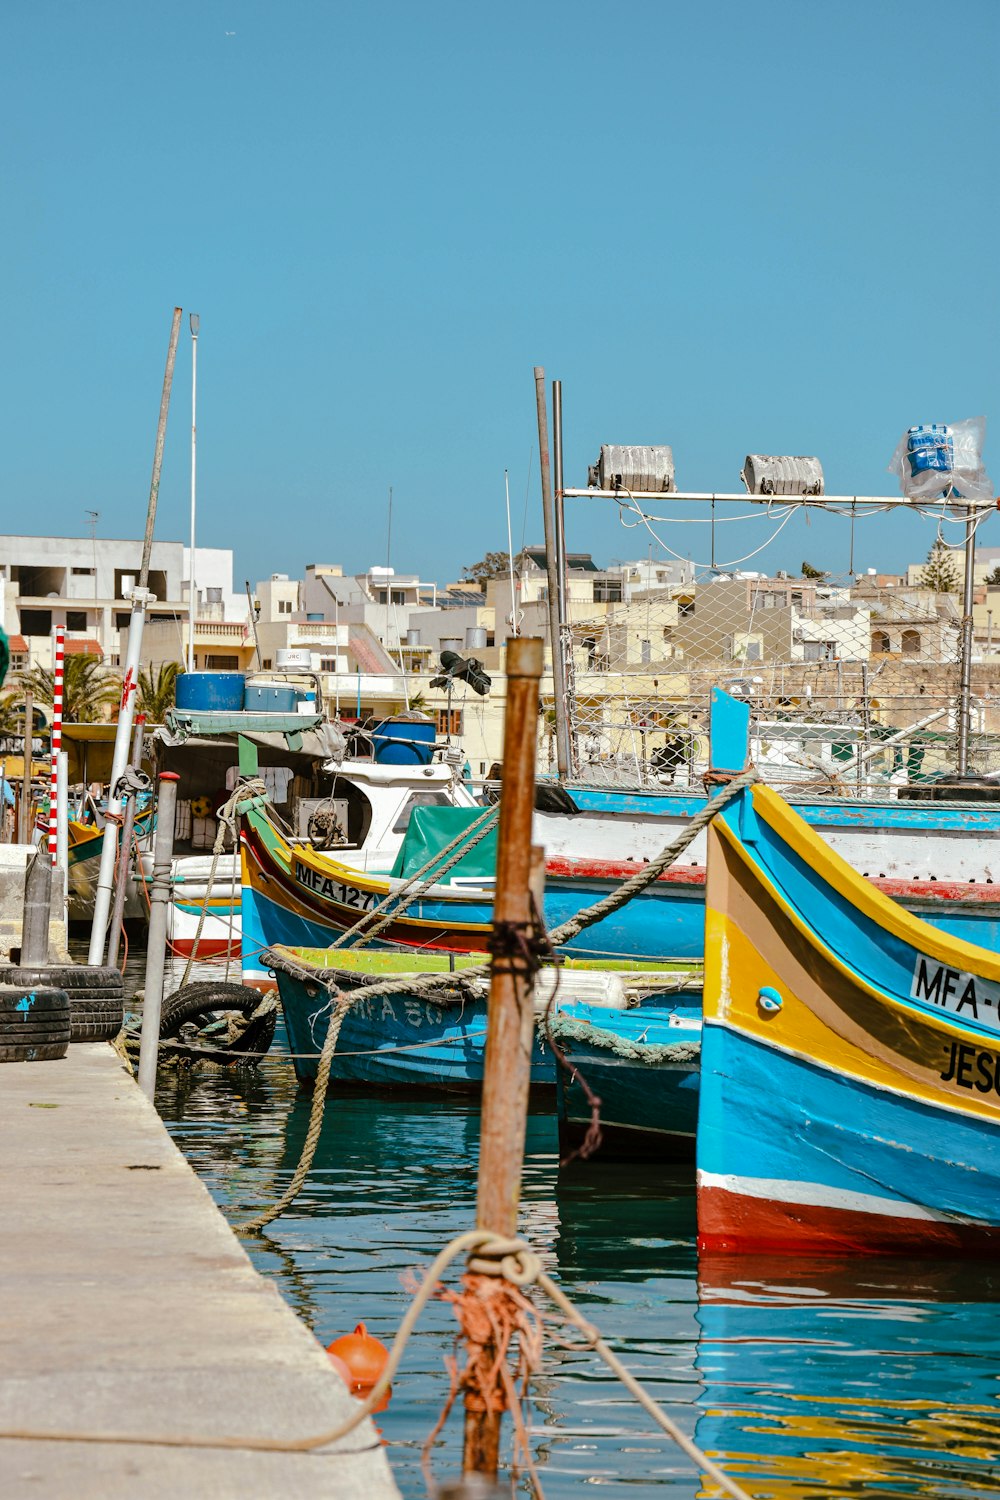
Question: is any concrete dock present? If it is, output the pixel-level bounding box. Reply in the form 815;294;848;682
0;1043;399;1498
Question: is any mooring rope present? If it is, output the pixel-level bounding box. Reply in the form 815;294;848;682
244;769;756;1237
234;987;354;1235
0;1227;753;1500
326;803;499;952
544;765;758;947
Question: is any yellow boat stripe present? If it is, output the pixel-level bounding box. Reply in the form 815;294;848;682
748;783;1000;981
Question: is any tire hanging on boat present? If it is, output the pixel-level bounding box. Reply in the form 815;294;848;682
158;982;278;1063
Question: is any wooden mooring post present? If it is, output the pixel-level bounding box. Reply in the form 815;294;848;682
462;635;543;1478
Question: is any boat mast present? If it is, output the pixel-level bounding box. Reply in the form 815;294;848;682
89;306;182;964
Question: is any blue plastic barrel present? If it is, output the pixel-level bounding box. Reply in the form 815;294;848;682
371;716;436;765
243;683;297;713
175;671;246;712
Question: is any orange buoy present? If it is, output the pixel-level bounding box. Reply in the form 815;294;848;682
326;1322;390;1394
326;1348;353;1384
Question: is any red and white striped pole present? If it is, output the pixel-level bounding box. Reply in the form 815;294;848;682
48;627;65;865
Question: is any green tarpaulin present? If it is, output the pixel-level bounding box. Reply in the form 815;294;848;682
389;805;497;881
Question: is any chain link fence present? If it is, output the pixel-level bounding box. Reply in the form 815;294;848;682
545;503;1000;796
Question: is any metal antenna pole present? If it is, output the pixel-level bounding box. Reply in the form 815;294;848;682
553;378;577;774
187;313;200;674
533;366;570;778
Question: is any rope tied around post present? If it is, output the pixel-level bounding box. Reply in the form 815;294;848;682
485;918;549;975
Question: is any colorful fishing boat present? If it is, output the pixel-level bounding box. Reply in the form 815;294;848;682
697;780;1000;1254
147;711;478;972
65;807;153;922
552;1000;702;1160
242;796;709;964
238;690;1000;970
264;944;694;1092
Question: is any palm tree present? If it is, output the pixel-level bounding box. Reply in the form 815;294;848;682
0;694;25;735
135;661;183;722
22;656;121;723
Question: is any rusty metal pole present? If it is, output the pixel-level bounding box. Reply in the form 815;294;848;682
533;368;570;779
462;636;544;1477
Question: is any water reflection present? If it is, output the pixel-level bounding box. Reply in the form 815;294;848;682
132;946;1000;1499
696;1256;1000;1499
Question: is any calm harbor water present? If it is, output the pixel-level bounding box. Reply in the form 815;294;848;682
107;947;1000;1497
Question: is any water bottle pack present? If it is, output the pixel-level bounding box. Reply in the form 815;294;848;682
888;415;992;503
906;424;954;478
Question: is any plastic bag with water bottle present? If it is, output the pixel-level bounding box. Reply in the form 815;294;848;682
888;415;993;503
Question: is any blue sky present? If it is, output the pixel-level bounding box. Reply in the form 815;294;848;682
2;0;998;590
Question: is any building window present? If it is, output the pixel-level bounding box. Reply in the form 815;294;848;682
871;630;890;654
66;611;88;631
803;640;837;662
71;566;94;576
678;596;695;618
262;658;273;669
20;609;52;637
436;709;463;736
278;599;293;614
319;657;338;672
593;579;623;603
901;629;921;655
206;654;239;669
391;589;405;605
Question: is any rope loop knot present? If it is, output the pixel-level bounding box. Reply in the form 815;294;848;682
465;1232;542;1287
